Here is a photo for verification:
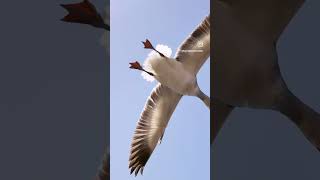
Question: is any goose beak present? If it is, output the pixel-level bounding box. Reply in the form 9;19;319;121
142;39;165;57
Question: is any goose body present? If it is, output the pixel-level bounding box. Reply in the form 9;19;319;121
143;49;198;96
129;15;210;175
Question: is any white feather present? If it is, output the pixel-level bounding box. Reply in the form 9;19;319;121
141;44;172;82
141;71;155;82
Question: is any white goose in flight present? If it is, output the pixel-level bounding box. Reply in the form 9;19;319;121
128;15;210;175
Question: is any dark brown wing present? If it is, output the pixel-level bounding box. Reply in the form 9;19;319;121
175;15;210;75
129;84;182;176
217;0;305;41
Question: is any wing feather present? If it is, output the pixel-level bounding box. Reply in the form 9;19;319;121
175;15;210;75
129;84;182;175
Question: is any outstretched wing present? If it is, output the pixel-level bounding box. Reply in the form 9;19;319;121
216;0;305;41
175;15;210;75
129;84;182;175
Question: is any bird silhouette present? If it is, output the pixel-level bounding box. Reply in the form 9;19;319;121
212;0;320;152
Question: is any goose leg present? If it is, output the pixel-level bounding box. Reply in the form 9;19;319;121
129;61;154;76
275;89;320;151
211;99;234;144
142;39;166;57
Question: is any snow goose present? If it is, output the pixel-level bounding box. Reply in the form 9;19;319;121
128;15;210;175
212;0;320;151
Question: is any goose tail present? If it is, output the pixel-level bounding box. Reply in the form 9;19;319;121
277;90;320;151
140;44;172;82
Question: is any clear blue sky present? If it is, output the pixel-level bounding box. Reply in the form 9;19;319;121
110;0;210;179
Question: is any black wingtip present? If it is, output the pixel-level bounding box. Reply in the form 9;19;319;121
130;167;135;175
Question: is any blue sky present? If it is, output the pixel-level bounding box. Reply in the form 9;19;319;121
110;0;210;179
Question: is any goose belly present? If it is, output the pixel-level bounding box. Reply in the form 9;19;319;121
153;61;196;95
